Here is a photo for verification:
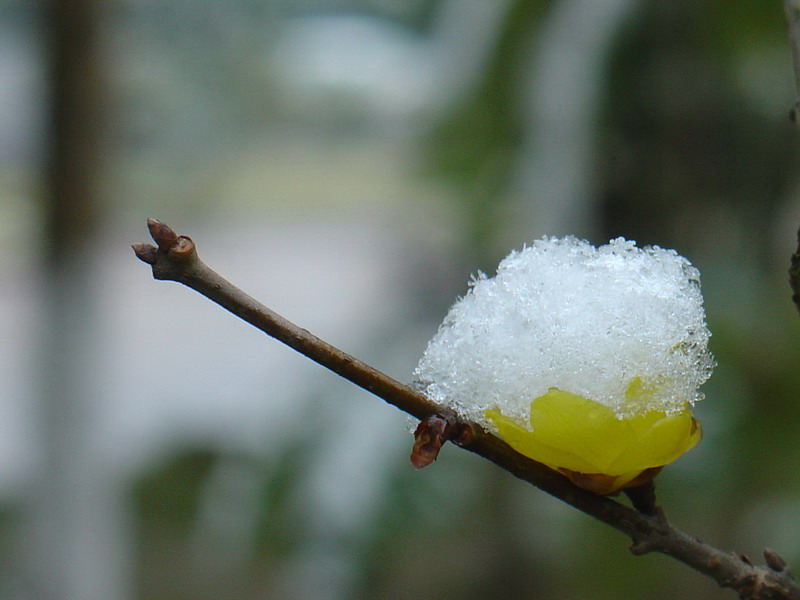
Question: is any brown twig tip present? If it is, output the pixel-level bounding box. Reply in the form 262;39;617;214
131;242;158;265
147;218;179;252
141;219;197;262
765;548;790;573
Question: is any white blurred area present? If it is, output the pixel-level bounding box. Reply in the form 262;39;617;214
0;1;633;598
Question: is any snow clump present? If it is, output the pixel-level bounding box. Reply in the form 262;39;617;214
413;236;714;425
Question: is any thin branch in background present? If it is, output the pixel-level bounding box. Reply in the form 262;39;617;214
783;5;800;313
790;227;800;314
134;219;800;599
32;2;127;600
785;0;800;122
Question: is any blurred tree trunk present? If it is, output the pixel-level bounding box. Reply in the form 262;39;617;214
25;1;129;599
42;0;103;257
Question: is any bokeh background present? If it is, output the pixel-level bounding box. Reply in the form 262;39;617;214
2;0;800;598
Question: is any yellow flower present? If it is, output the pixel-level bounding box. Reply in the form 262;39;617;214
485;386;701;495
413;237;713;494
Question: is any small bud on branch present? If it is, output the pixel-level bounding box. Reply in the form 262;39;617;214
410;411;474;469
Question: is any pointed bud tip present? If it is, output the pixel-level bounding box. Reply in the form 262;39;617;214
146;219;179;251
131;243;158;264
765;548;788;572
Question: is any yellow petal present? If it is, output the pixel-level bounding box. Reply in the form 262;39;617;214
485;387;700;493
485;405;601;474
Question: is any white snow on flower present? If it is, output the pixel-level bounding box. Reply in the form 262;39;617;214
413;236;714;424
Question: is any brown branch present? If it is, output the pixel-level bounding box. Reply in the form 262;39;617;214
790;226;800;314
134;219;800;599
785;0;800;123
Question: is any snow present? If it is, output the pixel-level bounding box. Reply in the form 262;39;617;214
413;237;714;424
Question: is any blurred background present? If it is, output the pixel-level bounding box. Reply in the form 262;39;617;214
2;0;800;598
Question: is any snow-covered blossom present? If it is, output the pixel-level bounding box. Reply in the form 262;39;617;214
413;237;714;494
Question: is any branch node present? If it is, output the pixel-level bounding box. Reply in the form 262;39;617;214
172;235;197;260
410;410;472;469
623;479;659;515
629;535;660;556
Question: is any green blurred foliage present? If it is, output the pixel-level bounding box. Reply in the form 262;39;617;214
423;0;548;263
132;449;217;600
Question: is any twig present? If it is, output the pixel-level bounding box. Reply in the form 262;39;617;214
790;227;800;314
134;219;800;599
785;0;800;122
